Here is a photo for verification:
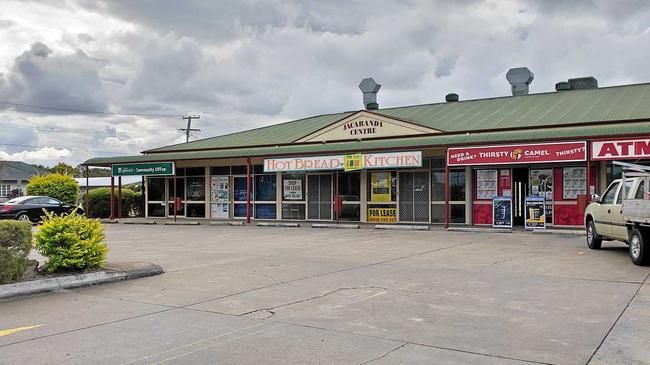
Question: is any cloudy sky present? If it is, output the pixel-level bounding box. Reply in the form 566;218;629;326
0;0;649;166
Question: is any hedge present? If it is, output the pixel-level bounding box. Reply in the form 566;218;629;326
0;221;33;284
27;173;79;205
81;188;143;218
34;211;107;273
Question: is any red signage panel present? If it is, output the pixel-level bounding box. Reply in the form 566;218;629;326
447;142;587;166
591;138;650;160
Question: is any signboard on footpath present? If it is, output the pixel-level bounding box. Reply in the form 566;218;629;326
447;142;586;166
367;207;397;223
492;197;512;228
264;151;422;172
591;138;650;160
112;162;175;176
524;196;546;230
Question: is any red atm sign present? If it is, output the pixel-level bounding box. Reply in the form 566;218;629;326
447;142;586;166
591;138;650;160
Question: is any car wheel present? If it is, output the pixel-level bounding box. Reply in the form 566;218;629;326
629;228;649;266
16;213;30;222
587;220;602;249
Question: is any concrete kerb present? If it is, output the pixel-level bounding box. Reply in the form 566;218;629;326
374;224;430;231
447;227;512;234
311;223;360;229
257;222;300;228
122;219;157;225
163;221;200;226
532;228;585;236
209;221;245;226
0;262;164;300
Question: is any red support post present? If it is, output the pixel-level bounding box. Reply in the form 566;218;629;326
118;176;122;219
85;166;89;215
444;149;450;229
586;142;591;198
110;175;115;221
246;157;251;224
173;173;177;222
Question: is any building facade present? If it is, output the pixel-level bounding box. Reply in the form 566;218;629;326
0;161;47;202
84;75;650;228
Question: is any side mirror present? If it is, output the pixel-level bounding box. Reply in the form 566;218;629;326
591;194;601;202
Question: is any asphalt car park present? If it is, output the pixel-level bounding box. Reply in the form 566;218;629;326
1;224;649;365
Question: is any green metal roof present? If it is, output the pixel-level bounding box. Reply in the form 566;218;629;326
84;121;650;166
146;83;650;153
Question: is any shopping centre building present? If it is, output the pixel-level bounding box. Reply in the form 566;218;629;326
83;68;650;228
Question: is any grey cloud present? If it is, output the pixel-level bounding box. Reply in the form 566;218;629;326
0;42;109;113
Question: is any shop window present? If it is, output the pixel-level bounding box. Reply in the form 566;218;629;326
339;203;360;221
147;178;165;201
338;171;360;201
253;165;265;174
450;171;466;201
175;168;186;176
210;166;230;175
430;157;445;169
282;203;305;220
233;203;247;217
231;165;248;175
255;203;276;219
147;203;165;217
233;177;249;201
254;175;276;201
186;176;205;201
367;171;396;202
450;204;466;223
186;204;205;218
167;177;185;200
282;174;305;201
185;167;205;176
431;204;444;223
168;202;184;216
431;170;445;201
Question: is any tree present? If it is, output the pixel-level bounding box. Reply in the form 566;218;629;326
75;166;111;178
50;162;76;176
26;174;80;205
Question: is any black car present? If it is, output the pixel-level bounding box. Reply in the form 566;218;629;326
0;196;84;222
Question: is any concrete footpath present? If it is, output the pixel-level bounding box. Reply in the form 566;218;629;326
0;262;163;300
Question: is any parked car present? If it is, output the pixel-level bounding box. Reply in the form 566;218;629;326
585;162;649;265
0;196;84;222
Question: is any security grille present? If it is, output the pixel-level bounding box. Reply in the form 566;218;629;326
399;171;430;222
307;174;332;220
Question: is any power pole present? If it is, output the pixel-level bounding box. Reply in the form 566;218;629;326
181;115;200;142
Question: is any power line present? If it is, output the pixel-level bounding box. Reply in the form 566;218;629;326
0;142;86;151
0;122;182;134
0;100;183;118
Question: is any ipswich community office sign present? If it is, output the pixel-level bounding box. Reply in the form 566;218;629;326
263;151;422;172
112;162;175;176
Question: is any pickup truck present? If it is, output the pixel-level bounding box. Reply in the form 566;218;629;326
584;162;649;265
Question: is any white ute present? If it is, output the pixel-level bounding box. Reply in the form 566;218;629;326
584;162;650;265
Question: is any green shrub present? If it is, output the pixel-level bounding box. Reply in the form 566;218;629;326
34;211;107;273
81;188;143;218
27;173;80;205
0;221;33;284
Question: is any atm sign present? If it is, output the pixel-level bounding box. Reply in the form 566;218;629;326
591;139;650;160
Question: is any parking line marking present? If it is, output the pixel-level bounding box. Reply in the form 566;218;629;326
0;325;43;337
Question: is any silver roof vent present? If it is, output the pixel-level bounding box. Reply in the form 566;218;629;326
359;78;381;110
506;67;534;96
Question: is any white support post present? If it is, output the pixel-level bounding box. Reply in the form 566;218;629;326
276;172;282;220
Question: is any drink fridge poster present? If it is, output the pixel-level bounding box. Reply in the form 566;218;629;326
525;196;546;229
529;169;553;200
492;197;512;228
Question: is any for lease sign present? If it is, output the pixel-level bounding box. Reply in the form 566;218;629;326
264;151;422;172
447;142;586;166
591;138;650;160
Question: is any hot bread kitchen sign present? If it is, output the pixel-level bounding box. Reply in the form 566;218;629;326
447;142;587;166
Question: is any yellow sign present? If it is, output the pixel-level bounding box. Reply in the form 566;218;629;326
368;207;397;223
344;153;363;172
371;172;391;202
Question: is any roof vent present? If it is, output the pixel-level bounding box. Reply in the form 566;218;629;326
445;93;459;102
506;67;534;96
555;81;572;91
568;76;598;90
359;78;381;110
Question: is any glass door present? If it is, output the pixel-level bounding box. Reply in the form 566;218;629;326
307;174;332;220
167;177;185;217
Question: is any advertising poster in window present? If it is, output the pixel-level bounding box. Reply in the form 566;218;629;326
563;167;586;199
492;196;512;228
210;176;229;202
525;196;546;229
529;169;553;200
367;207;397;223
476;170;498;200
211;203;229;219
370;172;391;202
283;179;303;200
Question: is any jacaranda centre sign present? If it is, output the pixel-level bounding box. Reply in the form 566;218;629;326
112;162;175;176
